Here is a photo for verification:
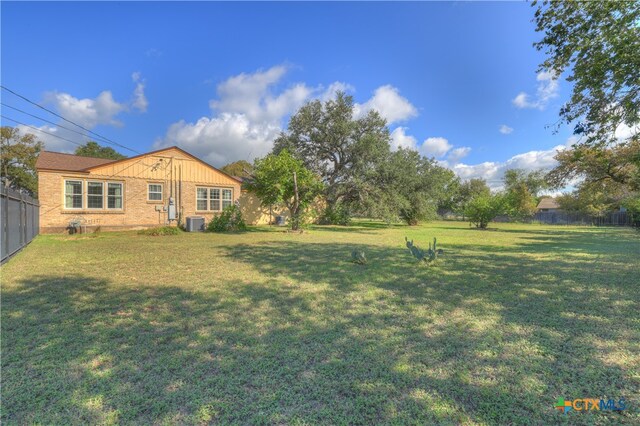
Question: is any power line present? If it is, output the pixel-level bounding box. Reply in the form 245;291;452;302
1;102;115;146
1;115;85;147
1;85;141;154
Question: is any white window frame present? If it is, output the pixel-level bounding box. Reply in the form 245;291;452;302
222;189;233;209
196;187;209;211
210;188;220;212
64;179;84;210
196;186;233;212
107;182;124;210
86;181;104;210
148;183;163;202
63;179;125;211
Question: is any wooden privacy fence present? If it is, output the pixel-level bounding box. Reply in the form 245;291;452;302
1;186;39;264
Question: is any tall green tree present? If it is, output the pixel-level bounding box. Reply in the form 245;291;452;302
533;1;640;147
365;148;458;225
451;178;490;216
556;180;630;217
75;141;126;160
1;126;42;195
503;169;548;220
548;141;640;190
220;160;253;179
548;141;640;218
247;150;323;231
273;92;390;220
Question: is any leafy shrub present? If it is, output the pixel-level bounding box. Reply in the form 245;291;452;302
464;194;505;229
319;203;351;225
207;204;247;232
399;201;437;226
138;226;180;236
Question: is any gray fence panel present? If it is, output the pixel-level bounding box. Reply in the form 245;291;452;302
532;211;634;226
1;186;40;264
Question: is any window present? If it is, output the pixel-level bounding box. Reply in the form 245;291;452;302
87;182;104;209
108;183;123;209
197;187;233;211
65;180;82;209
148;183;163;201
197;187;208;211
222;189;233;209
210;189;220;211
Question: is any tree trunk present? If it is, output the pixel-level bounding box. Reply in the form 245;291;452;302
291;170;300;231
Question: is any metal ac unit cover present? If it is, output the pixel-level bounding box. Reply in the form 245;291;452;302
186;216;205;232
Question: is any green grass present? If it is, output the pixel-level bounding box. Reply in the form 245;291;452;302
2;221;639;425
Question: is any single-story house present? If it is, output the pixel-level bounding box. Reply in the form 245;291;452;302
536;197;561;212
36;146;243;233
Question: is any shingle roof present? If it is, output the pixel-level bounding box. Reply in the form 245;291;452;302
35;151;117;172
537;197;560;209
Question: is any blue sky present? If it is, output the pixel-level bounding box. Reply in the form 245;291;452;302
1;1;576;186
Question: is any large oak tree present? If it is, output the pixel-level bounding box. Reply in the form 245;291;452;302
273;92;390;219
1;126;42;195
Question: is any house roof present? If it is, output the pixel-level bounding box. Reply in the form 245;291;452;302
83;146;243;183
35;146;243;183
35;151;116;172
537;197;560;209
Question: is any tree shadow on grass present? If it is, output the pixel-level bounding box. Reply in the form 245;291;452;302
222;239;639;424
3;229;638;424
2;272;560;425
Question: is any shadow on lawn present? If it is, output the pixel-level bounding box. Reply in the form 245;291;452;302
222;237;639;423
3;229;638;424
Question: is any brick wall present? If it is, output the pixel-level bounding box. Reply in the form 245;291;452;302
38;171;241;233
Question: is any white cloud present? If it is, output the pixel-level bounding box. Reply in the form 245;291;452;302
145;48;163;58
158;65;422;166
354;85;417;124
615;122;640;141
16;123;83;153
512;71;559;110
131;72;148;112
320;81;355;101
17;74;149;152
447;138;574;189
45;74;148;131
419;137;452;158
208;65;311;123
159;113;280;166
499;124;513;135
47;90;127;129
157;65;320;165
390;127;418;151
446;146;471;163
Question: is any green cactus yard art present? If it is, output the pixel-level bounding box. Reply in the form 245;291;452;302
405;237;443;264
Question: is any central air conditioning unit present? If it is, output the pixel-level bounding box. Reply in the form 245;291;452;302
186;216;205;232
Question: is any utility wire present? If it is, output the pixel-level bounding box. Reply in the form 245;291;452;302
1;115;85;147
1;102;115;146
1;85;141;154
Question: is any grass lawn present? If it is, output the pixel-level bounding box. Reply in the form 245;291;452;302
2;221;639;425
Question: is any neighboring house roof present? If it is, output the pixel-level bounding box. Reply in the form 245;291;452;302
537;197;560;209
35;151;116;172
